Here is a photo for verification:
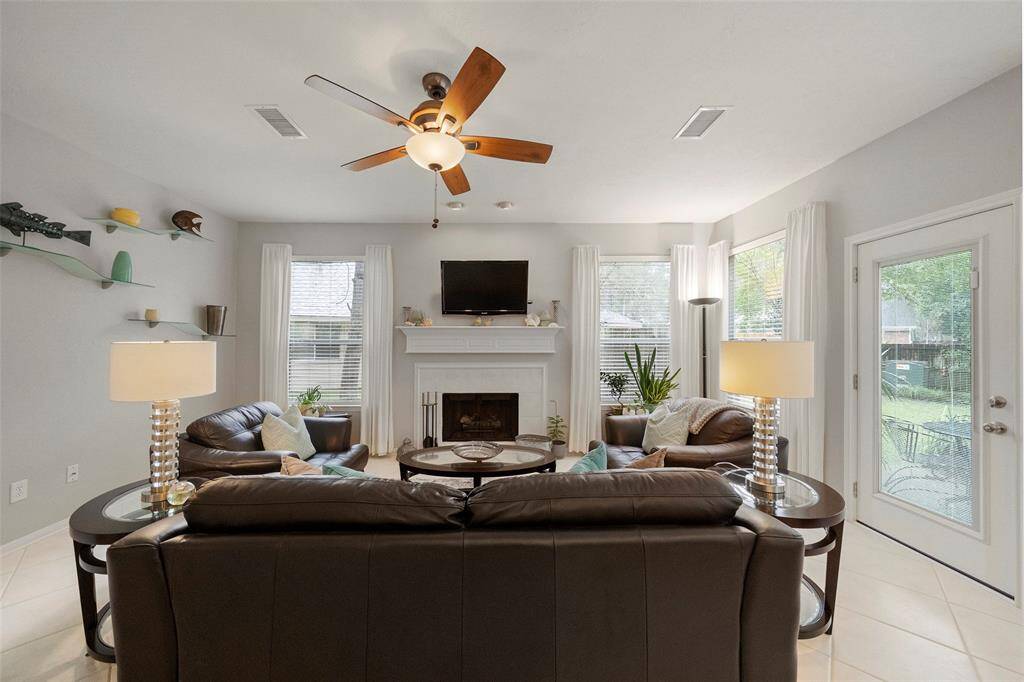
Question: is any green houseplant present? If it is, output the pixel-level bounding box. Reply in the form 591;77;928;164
296;385;324;416
547;403;567;459
600;371;629;414
624;344;680;411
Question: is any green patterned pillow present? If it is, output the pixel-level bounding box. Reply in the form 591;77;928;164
322;463;373;478
568;442;607;473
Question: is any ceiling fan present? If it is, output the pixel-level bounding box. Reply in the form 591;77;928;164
304;47;553;196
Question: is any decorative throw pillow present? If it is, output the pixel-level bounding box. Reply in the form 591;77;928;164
262;405;317;459
642;403;690;453
626;449;667;469
281;456;322;476
568;442;607;474
322;463;373;478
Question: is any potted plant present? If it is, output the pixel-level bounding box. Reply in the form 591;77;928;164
600;371;629;414
624;344;680;412
296;385;324;416
547;405;567;459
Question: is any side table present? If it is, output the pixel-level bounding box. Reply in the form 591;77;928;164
714;465;845;638
68;479;194;662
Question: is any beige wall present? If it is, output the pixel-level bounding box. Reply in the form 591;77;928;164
0;114;240;543
713;67;1022;489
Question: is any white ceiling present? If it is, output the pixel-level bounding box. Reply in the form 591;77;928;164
1;2;1020;224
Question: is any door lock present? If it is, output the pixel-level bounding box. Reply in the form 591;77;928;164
988;395;1007;408
983;421;1007;434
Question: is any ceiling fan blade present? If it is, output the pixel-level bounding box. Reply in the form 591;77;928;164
441;165;470;195
341;146;407;171
460;136;553;164
435;48;505;130
305;75;421;133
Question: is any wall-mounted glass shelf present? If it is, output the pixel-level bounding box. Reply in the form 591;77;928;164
88;217;214;243
0;241;154;289
127;318;235;339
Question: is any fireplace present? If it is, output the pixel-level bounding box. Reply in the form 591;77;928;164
442;393;519;442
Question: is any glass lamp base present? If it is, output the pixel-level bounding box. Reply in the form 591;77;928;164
746;472;786;498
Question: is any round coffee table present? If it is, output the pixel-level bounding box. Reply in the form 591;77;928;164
398;444;556;488
69;478;199;662
713;465;845;639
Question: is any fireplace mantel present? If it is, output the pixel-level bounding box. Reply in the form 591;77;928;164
396;325;561;354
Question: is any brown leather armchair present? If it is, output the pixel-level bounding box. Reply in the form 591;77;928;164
179;401;369;479
108;470;804;681
592;409;789;470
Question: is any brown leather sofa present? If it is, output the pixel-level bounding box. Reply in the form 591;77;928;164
179;401;369;479
108;470;804;681
594;409;789;470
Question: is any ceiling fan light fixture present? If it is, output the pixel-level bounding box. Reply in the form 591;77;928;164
405;131;465;171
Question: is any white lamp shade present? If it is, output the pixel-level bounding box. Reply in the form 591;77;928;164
404;131;466;171
719;341;814;398
110;341;217;402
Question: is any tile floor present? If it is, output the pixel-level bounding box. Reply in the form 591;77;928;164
1;457;1021;681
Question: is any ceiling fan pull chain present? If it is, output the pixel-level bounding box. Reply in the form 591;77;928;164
432;171;439;229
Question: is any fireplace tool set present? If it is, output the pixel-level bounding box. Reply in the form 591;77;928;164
421;392;439;447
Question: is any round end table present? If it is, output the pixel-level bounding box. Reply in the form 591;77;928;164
714;465;846;639
398;444;556;488
69;478;199;662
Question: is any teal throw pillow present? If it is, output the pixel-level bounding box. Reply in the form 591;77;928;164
568;442;607;474
322;463;373;478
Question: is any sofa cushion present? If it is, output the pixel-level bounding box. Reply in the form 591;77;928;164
185;475;466;531
641;403;690;452
466;468;741;527
606;445;647;469
187;401;282;451
307;450;370;471
626;449;666;469
689;408;753;445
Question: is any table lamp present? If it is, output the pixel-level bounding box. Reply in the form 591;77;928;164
719;340;814;498
110;341;216;506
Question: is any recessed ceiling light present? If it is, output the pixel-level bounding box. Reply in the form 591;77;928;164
674;106;731;139
446;201;465;210
495;201;514;210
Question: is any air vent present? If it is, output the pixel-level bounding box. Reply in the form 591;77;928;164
674;106;730;139
247;105;307;139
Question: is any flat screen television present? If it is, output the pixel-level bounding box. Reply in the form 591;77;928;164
441;260;529;315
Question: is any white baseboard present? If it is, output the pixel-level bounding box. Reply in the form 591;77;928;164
1;517;69;554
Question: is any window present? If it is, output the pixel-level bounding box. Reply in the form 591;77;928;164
288;259;364;406
727;233;786;407
599;259;671;404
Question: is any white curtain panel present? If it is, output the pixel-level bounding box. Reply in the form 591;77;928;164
569;245;601;453
781;202;828;479
259;243;292;408
669;244;701;398
705;241;731;400
361;245;395;456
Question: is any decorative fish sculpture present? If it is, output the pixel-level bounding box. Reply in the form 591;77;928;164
1;202;92;246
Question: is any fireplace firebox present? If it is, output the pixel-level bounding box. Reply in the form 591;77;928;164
442;393;519;442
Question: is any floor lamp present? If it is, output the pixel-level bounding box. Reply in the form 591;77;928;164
687;297;721;399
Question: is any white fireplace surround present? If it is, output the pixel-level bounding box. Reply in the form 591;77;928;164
413;362;548;445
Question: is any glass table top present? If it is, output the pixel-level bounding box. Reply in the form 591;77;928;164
717;466;821;510
408;446;549;470
102;484;184;523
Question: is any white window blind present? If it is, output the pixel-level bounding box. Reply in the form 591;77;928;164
288;259;364;406
599;260;671;404
727;236;785;408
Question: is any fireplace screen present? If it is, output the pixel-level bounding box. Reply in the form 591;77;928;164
442;393;519;442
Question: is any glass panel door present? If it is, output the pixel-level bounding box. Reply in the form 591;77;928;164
877;250;975;527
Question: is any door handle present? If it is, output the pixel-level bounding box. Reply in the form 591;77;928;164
988;395;1007;408
983;422;1007;434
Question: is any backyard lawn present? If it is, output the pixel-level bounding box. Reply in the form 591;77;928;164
881;396;970;425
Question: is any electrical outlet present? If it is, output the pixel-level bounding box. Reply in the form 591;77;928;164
66;464;79;484
10;479;27;504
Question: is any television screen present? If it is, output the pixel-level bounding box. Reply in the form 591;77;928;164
441;260;529;315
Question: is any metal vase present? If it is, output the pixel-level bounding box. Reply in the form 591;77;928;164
206;305;227;336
